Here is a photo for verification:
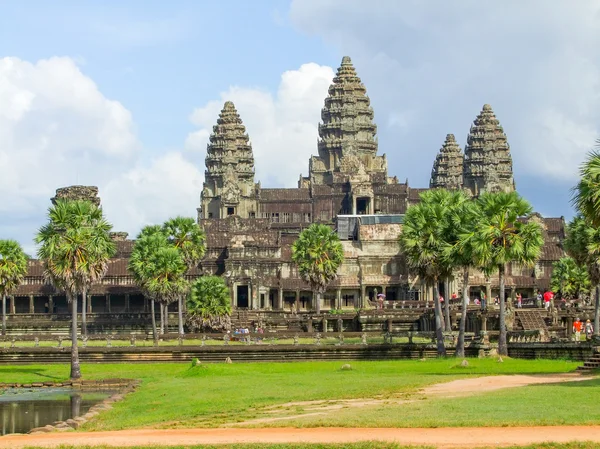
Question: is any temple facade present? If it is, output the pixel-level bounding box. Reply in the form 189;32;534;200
9;56;565;323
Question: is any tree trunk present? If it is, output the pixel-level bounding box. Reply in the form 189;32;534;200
595;285;600;337
433;279;446;356
498;264;508;356
164;303;168;334
81;289;87;337
315;291;321;315
68;291;81;380
455;268;470;358
1;294;6;336
150;300;158;344
178;296;184;336
160;302;164;334
443;278;451;331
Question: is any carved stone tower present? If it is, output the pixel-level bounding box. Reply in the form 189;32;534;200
309;56;386;187
430;134;464;190
463;104;515;196
200;101;258;219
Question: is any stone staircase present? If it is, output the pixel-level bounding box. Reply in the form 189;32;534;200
577;347;600;372
516;310;548;331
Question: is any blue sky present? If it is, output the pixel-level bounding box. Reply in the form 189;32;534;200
1;0;599;251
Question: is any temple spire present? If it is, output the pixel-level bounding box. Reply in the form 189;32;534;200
201;101;257;219
430;134;464;190
317;56;378;170
463;104;515;195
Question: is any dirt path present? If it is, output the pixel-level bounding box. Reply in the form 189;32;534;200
233;372;593;425
3;426;600;448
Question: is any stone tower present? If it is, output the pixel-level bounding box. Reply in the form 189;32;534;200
200;101;258;219
309;56;386;186
463;104;515;196
430;134;464;190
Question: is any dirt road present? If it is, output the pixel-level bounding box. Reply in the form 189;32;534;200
3;426;600;448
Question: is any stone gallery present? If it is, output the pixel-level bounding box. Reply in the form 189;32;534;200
7;57;568;335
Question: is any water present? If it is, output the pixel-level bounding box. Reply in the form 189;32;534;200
0;388;114;435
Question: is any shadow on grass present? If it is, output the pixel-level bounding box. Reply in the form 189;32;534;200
0;366;62;380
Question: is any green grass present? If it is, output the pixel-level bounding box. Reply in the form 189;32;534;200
0;358;583;431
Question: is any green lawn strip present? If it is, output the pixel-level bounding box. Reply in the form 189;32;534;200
257;376;600;429
0;358;581;431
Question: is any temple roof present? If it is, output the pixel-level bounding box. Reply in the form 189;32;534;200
430;134;464;190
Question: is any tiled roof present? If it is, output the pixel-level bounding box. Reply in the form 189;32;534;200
260;188;311;201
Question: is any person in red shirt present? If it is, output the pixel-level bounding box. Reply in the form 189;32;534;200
573;318;583;341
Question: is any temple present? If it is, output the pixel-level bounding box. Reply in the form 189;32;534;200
6;56;570;336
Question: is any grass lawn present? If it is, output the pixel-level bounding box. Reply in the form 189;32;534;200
0;358;589;431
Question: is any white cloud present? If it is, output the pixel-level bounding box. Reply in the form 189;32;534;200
0;56;203;248
186;62;335;187
289;0;600;194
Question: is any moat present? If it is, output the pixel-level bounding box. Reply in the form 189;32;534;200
0;387;113;435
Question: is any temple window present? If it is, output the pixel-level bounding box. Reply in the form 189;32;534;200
227;207;235;216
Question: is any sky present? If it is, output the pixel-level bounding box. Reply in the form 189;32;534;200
1;0;599;253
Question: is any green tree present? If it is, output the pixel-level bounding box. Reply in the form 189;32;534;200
291;223;344;315
35;200;115;379
470;192;543;356
564;215;600;336
0;240;28;336
441;192;482;358
162;217;206;336
550;256;591;300
186;276;231;332
400;189;454;356
573;146;600;227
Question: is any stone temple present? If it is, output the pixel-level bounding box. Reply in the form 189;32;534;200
8;56;567;335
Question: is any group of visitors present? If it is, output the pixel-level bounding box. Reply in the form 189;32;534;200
572;318;594;341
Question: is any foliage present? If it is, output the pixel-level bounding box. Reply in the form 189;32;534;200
572;146;600;227
469;191;543;356
291;224;344;314
34;199;115;379
186;276;231;331
550;256;591;299
0;240;28;298
162;216;206;268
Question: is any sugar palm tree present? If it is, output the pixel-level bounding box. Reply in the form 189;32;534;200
400;190;452;356
187;276;231;332
441;193;482;358
291;224;344;315
162;217;206;336
572;146;600;227
35;200;115;379
0;240;28;336
550;256;590;300
470;192;543;356
564;215;600;336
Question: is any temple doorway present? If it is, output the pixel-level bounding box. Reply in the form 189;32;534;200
356;197;370;215
237;285;249;308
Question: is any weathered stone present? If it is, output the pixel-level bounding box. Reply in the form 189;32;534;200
460;359;469;367
340;364;352;371
430;134;464;190
225;357;233;364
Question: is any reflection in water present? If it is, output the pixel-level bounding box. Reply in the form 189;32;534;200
0;388;113;435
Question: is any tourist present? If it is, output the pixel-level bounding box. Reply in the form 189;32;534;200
536;290;543;308
573;318;583;342
481;293;487;310
543;290;554;310
516;293;522;309
585;319;594;341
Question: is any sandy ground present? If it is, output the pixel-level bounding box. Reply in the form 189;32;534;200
1;373;597;448
3;426;600;448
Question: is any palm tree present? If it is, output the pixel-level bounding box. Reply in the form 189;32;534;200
471;192;543;356
187;276;231;332
442;193;481;358
35;200;115;379
291;224;344;315
564;216;600;336
550;257;590;300
162;217;206;336
400;190;453;356
573;146;600;227
129;228;187;341
0;240;28;336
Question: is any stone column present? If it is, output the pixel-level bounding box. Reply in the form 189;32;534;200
125;294;130;312
232;284;238;308
481;313;487;332
295;290;300;312
48;296;54;314
87;296;92;313
10;296;16;314
277;287;283;310
144;298;149;313
106;294;111;313
322;317;328;333
336;289;342;309
29;295;34;314
360;284;366;308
